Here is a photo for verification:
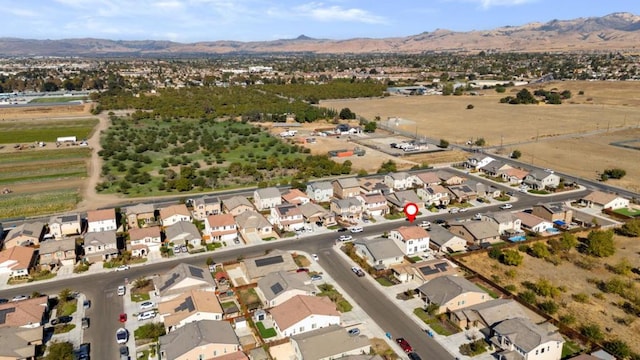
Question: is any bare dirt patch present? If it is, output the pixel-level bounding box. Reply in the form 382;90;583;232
0;103;92;120
459;233;640;352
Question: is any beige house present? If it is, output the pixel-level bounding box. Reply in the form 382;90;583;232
160;204;192;227
3;222;44;248
448;221;501;246
332;178;361;199
281;189;310;205
0;296;48;328
48;214;81;239
124;203;156;229
580;191;630;210
153;263;216;301
223;196;255;216
39;238;76;270
330;197;363;222
390;258;460;283
128;226;162;257
357;193;389;217
234;211;274;240
298;203;336;226
269;295;340;337
0;326;43;359
416;275;489;314
532;203;573;224
253;187;282;211
291;325;371;360
0;246;36;278
158;320;240;360
83;231;118;263
158;290;224;333
192;195;221;221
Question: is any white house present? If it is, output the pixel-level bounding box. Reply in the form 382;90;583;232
390;226;430;255
513;212;555;234
466;155;495;170
384;172;414;191
270;204;305;231
86;208;117;233
492;318;564;360
128;226;162;257
353;237;404;270
160;204;192;227
482;211;522;235
205;214;238;243
356;193;389;217
253;187;282;211
306;181;333;203
417;184;451;206
580;191;630;210
523;170;561;190
269;295;340;337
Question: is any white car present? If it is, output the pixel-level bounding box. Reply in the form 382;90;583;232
11;295;28;302
137;311;156;321
116;328;128;344
500;204;513;210
338;235;353;242
115;265;130;271
139;301;155;310
311;254;319;261
117;285;126;296
350;227;363;233
418;221;431;229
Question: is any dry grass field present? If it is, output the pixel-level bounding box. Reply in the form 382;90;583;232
459;233;640;353
0;103;91;120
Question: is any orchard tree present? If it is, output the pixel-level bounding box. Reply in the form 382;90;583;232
339;107;356;120
585;229;615;257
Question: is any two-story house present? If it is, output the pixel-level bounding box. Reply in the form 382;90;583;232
390;226;430;255
417;184;451;206
447;184;478;202
38;238;76;270
416;275;490;314
160;204;192;227
482;211;522;236
357;193;389;217
128;226;162;257
386;190;424;212
298;202;336;226
492;318;564;360
523;170;561;190
86;208;117;233
124;203;156;229
330;197;363;222
270;204;305;231
269;295;340;337
358;178;391;195
532;203;573;225
254;187;282;211
3;222;44;248
83;230;118;263
165;221;202;248
48;214;81;239
384;172;414;191
222;196;255;216
234;211;274;241
281;189;310;206
192;195;221;221
205;214;237;243
158;320;241;360
414;171;442;188
306;181;333;203
332;178;361;199
0;246;36;278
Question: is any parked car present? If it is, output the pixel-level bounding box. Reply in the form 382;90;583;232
449;208;459;214
418;221;431;229
296;268;309;273
10;295;28;302
396;338;413;353
473;213;482;220
180;245;188;253
408;352;423;360
117;285;126;296
173;245;181;254
81;317;90;329
434;219;446;225
337;227;348;232
338;235;353;242
351;266;365;277
311;254;319;261
51;315;72;326
459;207;468;213
119;313;127;323
120;346;129;357
83;300;91;309
116;328;129;344
77;343;90;360
310;275;323;281
347;328;361;336
115;265;130;271
506;191;514;196
500;203;513;210
139;301;155;310
350;226;364;233
137;311;156;321
0;298;8;304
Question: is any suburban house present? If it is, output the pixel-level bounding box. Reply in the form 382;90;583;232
256;271;317;307
417;184;451;206
428;225;468;253
513;212;555;234
332;178;361;199
0;326;43;359
353;237;404;270
158;290;224;333
270;204;305;231
282;189;311;205
291;325;371;360
298;203;336;226
384;172;414;191
158;320;240;360
48;214;81;239
523;170;561;190
243;250;299;281
3;221;44;248
234;211;274;241
481;211;522;235
254;187;282;211
532;203;573;225
165;221;203;248
580;191;630;210
357;193;389;217
128;226;162;257
83;231;118;262
414;171;442;188
389;226;430;255
359;178;391;195
450;298;529;330
471;181;502;199
192;195;221;221
306;181;333;203
153;263;216;300
436;170;466;185
448;221;501;246
447;184;478;202
330;197;363;223
223;196;255;216
386;190;424;212
269;295;340;337
160;204;192;227
38;238;76;270
391;258;460;284
416;275;489;314
466;155;495;171
491;318;564;360
479;160;512;177
0;246;36;278
124;203;156;229
86;208;117;233
0;296;48;328
501;168;529;184
205;214;238;243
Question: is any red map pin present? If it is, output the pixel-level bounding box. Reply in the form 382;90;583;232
403;202;418;223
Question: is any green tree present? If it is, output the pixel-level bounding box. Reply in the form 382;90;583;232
586;229;615;257
495;86;506;93
580;324;604;342
618;219;640;237
518;290;536;304
604;340;632;359
610;258;633;276
438;139;449;148
376;160;397;174
530;242;551;259
425;302;440;316
559;232;578;252
511;150;522;159
501;249;523;266
339;108;355;120
58;288;72;302
364;121;377;133
602;168;626;180
46;342;74;360
442;83;454;96
474;138;486;147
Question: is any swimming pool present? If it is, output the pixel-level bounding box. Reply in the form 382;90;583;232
546;228;561;234
508;235;527;242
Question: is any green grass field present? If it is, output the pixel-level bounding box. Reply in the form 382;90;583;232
0;148;90;165
0;189;81;219
28;96;87;103
0;118;98;143
0;160;86;185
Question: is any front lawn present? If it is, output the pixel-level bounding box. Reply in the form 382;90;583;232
53;324;76;334
376;277;394;287
131;293;151;302
413;308;459;336
256;321;277;339
57;299;77;317
561;341;582;359
317;284;353;312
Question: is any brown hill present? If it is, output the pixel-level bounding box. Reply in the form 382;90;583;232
2;12;639;56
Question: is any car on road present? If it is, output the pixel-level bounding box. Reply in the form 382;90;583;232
449;207;459;214
350;226;363;233
544;168;554;173
137;311;156;321
338;235;353;242
473;213;482;220
11;295;28;302
408;352;423;360
77;343;90;360
351;266;365;277
310;275;323;281
139;301;155;310
83;300;91;309
348;328;361;336
119;313;127;323
119;346;129;357
459;207;468;213
117;285;126;296
506;191;514;197
418;221;431;229
396;338;413;353
311;254;319;261
115;265;130;271
500;203;513;210
81;317;90;329
337;227;348;232
296;268;309;273
116;328;129;344
0;298;8;304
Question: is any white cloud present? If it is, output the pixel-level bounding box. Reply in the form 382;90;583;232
446;0;536;9
154;0;184;9
293;2;387;24
7;8;39;17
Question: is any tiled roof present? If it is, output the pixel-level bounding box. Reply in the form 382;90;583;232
87;208;115;222
270;295;339;330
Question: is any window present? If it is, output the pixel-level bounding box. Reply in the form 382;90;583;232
541;348;545;354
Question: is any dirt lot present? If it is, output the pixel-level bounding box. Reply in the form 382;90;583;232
459;233;640;352
0;103;92;120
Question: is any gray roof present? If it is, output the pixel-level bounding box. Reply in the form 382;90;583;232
165;221;201;242
480;160;509;172
49;213;80;225
194;195;221;206
223;196;254;211
159;320;238;359
387;172;411;181
451;221;499;240
332;197;361;209
527;169;553;181
84;230;117;246
155;263;216;297
0;326;41;358
39;238;76;254
484;211;517;225
353;237;404;261
493;318;564;352
334;177;360;189
308;181;333;191
244;250;298;280
386;190;421;207
536;202;566;214
291;325;371;360
124;203;155;215
455;299;528;328
255;187;281;199
417;275;485;304
6;221;44;241
428;225;463;248
234;211;271;230
257;271;315;302
298;202;328;219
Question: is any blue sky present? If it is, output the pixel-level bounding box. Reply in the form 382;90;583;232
2;0;639;42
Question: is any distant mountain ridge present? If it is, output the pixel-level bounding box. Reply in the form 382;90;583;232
2;12;639;56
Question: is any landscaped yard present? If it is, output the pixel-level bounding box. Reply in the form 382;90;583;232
317;283;353;312
256;321;277;339
614;208;640;217
238;288;261;310
413;308;460;336
375;277;394;287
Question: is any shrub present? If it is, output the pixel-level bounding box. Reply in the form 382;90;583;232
466;104;474;110
538;300;559;314
134;323;166;341
585;229;615;257
529;242;551;259
519;290;536;304
610;258;633;276
504;269;517;279
580;324;604;342
618;219;640;237
604;340;632;359
504;284;517;292
488;247;502;260
531;278;560;298
501;249;523;266
559;314;576;325
572;293;590;303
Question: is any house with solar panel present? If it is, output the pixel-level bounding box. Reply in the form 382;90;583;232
256;271;317;308
153;263;216;301
157;289;224;333
243;250;298;282
48;213;81;239
2;222;44;248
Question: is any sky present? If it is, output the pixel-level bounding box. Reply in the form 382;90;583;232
1;0;639;42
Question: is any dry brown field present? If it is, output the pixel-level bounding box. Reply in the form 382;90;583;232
459;233;640;352
0;103;91;120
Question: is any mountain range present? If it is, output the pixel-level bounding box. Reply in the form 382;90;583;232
2;12;640;56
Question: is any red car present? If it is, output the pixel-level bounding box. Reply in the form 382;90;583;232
296;268;309;273
396;338;413;353
119;313;127;323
